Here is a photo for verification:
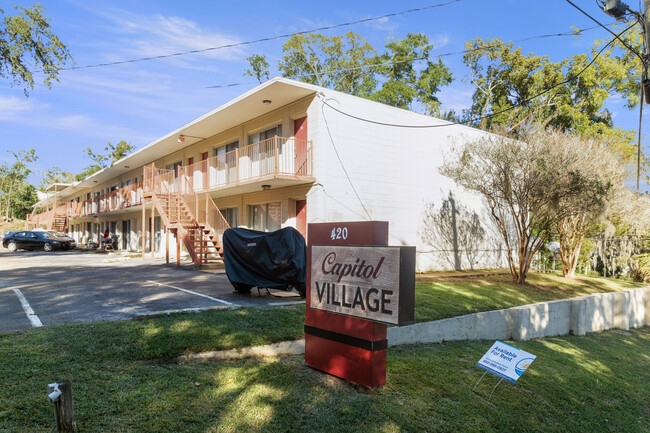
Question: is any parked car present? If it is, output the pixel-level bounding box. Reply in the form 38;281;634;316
1;230;16;244
2;230;75;252
45;231;77;249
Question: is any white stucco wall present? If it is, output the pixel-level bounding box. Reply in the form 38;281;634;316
304;90;507;272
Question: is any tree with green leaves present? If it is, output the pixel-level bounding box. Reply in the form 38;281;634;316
0;3;72;95
460;35;637;166
39;166;74;191
370;33;452;115
275;31;379;97
549;134;623;278
11;182;37;219
245;31;453;113
440;127;621;284
457;26;650;281
75;141;135;181
244;54;270;83
0;149;38;221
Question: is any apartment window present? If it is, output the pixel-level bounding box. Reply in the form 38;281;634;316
220;207;239;228
214;141;239;156
166;161;182;172
248;125;282;144
249;202;281;232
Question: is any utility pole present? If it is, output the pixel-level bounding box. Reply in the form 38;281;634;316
644;0;650;103
602;0;649;190
641;0;649;191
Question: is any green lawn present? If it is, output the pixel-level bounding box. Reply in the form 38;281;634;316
2;272;640;364
1;325;648;432
0;272;646;432
414;271;644;322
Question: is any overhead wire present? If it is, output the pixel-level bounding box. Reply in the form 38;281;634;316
314;22;636;218
52;0;463;72
204;26;602;89
320;96;373;220
317;23;636;129
564;0;644;62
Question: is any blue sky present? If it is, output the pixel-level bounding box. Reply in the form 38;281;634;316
1;0;647;190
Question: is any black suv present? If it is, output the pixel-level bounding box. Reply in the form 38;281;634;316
2;230;75;252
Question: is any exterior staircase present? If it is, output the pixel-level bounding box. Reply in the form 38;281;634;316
50;215;68;232
144;163;229;266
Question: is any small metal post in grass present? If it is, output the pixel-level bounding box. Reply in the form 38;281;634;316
48;380;74;432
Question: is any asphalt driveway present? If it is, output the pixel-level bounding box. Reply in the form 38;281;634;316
0;249;302;333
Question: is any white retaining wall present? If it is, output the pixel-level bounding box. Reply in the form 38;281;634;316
388;286;650;346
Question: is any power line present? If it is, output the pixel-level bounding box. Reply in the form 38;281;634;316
565;0;645;62
320;97;373;221
205;25;603;89
54;0;463;72
318;24;636;129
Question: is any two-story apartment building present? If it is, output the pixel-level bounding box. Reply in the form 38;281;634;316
29;77;504;271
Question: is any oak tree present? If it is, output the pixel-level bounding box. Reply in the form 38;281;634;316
0;3;72;95
75;141;135;181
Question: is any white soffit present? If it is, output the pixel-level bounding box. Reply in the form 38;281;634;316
68;78;318;195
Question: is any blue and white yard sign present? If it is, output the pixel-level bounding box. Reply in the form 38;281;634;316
476;341;536;383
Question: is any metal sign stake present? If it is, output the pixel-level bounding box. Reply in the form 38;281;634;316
488;378;504;400
472;371;488;392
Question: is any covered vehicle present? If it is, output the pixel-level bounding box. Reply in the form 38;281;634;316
223;227;307;298
3;230;75;252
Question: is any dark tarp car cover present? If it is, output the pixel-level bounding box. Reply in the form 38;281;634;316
223;227;306;297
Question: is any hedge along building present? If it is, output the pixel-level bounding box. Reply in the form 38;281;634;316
28;77;506;271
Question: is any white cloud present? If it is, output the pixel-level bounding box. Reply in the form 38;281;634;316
0;95;41;121
432;33;451;50
438;86;474;112
364;16;398;32
47;114;154;142
116;14;244;62
71;4;245;67
1;105;153;144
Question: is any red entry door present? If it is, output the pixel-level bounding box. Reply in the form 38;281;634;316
294;117;308;175
296;199;307;237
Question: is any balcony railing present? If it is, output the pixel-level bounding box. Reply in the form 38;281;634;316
30;135;313;223
26;208;54;227
178;136;313;193
31;182;145;223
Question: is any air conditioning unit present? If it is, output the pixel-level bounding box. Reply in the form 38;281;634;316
603;0;628;19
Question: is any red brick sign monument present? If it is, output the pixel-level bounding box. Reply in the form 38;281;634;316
305;221;415;388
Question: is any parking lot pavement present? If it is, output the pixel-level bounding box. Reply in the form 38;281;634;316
0;249;302;334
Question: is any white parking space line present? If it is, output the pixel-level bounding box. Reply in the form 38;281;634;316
146;281;234;305
13;289;43;327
